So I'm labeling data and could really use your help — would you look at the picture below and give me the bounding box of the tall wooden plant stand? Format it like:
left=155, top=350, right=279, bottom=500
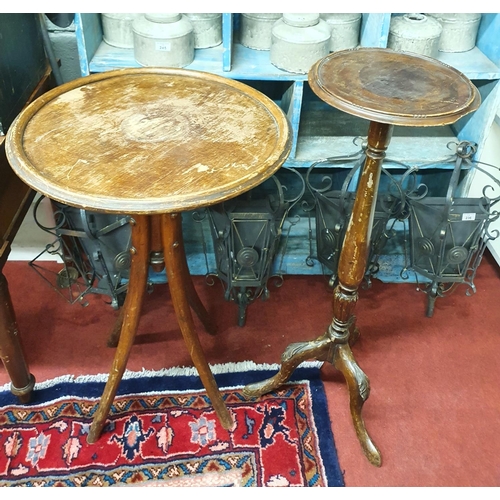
left=243, top=48, right=481, bottom=466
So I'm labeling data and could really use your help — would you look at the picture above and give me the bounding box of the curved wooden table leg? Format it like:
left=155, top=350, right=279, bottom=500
left=333, top=342, right=381, bottom=467
left=88, top=215, right=150, bottom=443
left=0, top=272, right=35, bottom=403
left=243, top=332, right=332, bottom=398
left=106, top=307, right=125, bottom=348
left=185, top=279, right=217, bottom=336
left=161, top=213, right=232, bottom=430
left=171, top=214, right=216, bottom=335
left=107, top=212, right=216, bottom=348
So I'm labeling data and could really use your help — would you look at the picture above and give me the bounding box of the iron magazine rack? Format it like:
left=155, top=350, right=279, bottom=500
left=29, top=140, right=499, bottom=320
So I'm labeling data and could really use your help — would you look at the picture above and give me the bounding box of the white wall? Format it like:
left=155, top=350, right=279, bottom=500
left=9, top=195, right=61, bottom=261
left=468, top=114, right=500, bottom=266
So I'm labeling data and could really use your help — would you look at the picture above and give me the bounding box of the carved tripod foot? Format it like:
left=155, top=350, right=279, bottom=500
left=242, top=329, right=380, bottom=467
left=242, top=333, right=332, bottom=398
left=333, top=343, right=381, bottom=467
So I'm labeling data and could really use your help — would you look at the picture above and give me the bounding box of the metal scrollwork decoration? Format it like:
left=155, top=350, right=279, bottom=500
left=305, top=137, right=411, bottom=288
left=30, top=196, right=132, bottom=308
left=28, top=139, right=499, bottom=321
left=304, top=140, right=365, bottom=285
left=205, top=167, right=305, bottom=326
left=306, top=138, right=499, bottom=316
left=406, top=140, right=500, bottom=316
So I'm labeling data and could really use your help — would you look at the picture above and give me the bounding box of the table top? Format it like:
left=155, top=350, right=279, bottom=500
left=308, top=48, right=481, bottom=127
left=6, top=68, right=291, bottom=214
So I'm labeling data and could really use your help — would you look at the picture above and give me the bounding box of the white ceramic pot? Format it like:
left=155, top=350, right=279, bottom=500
left=240, top=13, right=282, bottom=50
left=321, top=13, right=361, bottom=51
left=388, top=13, right=443, bottom=59
left=132, top=14, right=194, bottom=68
left=270, top=14, right=331, bottom=74
left=184, top=13, right=222, bottom=48
left=102, top=13, right=141, bottom=48
left=428, top=13, right=481, bottom=52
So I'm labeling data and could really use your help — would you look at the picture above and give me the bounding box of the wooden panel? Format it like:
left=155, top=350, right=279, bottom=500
left=0, top=57, right=54, bottom=266
left=437, top=47, right=500, bottom=80
left=222, top=13, right=233, bottom=72
left=0, top=141, right=34, bottom=267
left=455, top=80, right=500, bottom=153
left=89, top=42, right=225, bottom=74
left=476, top=13, right=500, bottom=67
left=360, top=13, right=390, bottom=48
left=281, top=81, right=304, bottom=158
left=74, top=13, right=103, bottom=76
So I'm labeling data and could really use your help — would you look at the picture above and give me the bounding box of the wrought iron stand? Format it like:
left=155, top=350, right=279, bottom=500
left=203, top=168, right=305, bottom=326
left=29, top=196, right=131, bottom=309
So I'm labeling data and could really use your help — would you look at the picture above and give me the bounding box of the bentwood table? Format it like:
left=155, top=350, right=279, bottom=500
left=243, top=48, right=480, bottom=466
left=6, top=67, right=291, bottom=443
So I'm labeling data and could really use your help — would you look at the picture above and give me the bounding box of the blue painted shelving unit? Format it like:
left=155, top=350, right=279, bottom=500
left=73, top=13, right=500, bottom=282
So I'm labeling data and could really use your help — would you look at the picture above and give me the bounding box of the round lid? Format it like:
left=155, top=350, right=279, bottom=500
left=283, top=13, right=320, bottom=27
left=184, top=13, right=222, bottom=20
left=242, top=13, right=282, bottom=20
left=6, top=68, right=291, bottom=214
left=429, top=13, right=481, bottom=23
left=145, top=13, right=182, bottom=23
left=133, top=14, right=193, bottom=38
left=308, top=48, right=481, bottom=127
left=321, top=13, right=361, bottom=23
left=102, top=13, right=139, bottom=21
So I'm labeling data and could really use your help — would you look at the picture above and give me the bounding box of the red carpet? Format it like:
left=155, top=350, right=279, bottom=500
left=0, top=364, right=342, bottom=487
left=2, top=251, right=500, bottom=486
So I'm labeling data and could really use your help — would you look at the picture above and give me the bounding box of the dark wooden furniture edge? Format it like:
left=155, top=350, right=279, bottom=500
left=1, top=65, right=56, bottom=266
left=0, top=64, right=55, bottom=402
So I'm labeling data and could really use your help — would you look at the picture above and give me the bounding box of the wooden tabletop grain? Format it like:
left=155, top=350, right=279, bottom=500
left=6, top=68, right=292, bottom=214
left=309, top=48, right=481, bottom=127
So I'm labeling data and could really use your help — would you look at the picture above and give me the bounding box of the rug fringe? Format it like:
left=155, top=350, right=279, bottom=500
left=0, top=360, right=324, bottom=393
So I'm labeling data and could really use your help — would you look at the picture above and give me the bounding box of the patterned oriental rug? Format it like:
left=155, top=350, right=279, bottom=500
left=0, top=361, right=344, bottom=487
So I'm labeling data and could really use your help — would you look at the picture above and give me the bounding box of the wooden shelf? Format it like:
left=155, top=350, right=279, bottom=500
left=89, top=41, right=226, bottom=74
left=227, top=43, right=307, bottom=81
left=88, top=39, right=310, bottom=81
left=87, top=39, right=500, bottom=82
left=290, top=102, right=460, bottom=166
left=292, top=133, right=459, bottom=167
left=72, top=13, right=500, bottom=282
left=437, top=47, right=500, bottom=80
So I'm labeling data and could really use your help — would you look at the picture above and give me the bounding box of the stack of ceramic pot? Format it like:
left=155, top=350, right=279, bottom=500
left=132, top=13, right=195, bottom=67
left=270, top=14, right=331, bottom=74
left=427, top=13, right=481, bottom=52
left=240, top=13, right=282, bottom=50
left=321, top=14, right=361, bottom=51
left=102, top=13, right=141, bottom=48
left=387, top=13, right=443, bottom=58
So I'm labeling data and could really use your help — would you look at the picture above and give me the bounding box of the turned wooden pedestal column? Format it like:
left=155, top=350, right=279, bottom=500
left=243, top=48, right=481, bottom=466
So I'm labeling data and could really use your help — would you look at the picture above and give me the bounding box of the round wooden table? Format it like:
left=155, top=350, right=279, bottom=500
left=6, top=67, right=291, bottom=443
left=243, top=48, right=480, bottom=466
